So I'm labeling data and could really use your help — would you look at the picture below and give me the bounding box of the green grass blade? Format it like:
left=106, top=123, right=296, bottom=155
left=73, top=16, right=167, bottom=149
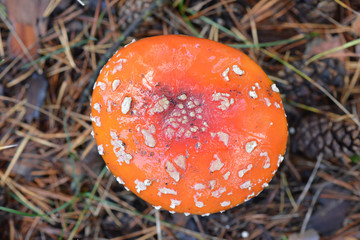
left=49, top=197, right=78, bottom=214
left=177, top=7, right=201, bottom=38
left=306, top=38, right=360, bottom=64
left=186, top=9, right=245, bottom=42
left=9, top=193, right=53, bottom=223
left=21, top=38, right=95, bottom=69
left=0, top=3, right=7, bottom=18
left=0, top=206, right=39, bottom=217
left=87, top=194, right=220, bottom=240
left=228, top=34, right=313, bottom=49
left=263, top=49, right=360, bottom=128
left=183, top=15, right=202, bottom=38
left=68, top=166, right=108, bottom=240
left=287, top=100, right=323, bottom=114
left=187, top=8, right=317, bottom=50
left=185, top=8, right=359, bottom=127
left=350, top=155, right=360, bottom=163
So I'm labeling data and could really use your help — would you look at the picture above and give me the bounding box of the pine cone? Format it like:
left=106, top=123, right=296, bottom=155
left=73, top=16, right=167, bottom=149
left=294, top=115, right=360, bottom=160
left=277, top=58, right=346, bottom=107
left=118, top=0, right=154, bottom=30
left=293, top=0, right=338, bottom=23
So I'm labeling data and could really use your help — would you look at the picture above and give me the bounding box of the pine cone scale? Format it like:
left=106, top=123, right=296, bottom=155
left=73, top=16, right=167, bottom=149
left=295, top=116, right=360, bottom=159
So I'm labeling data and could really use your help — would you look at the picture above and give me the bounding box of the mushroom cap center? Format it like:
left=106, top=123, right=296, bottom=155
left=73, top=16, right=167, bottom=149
left=151, top=91, right=208, bottom=141
left=91, top=35, right=288, bottom=215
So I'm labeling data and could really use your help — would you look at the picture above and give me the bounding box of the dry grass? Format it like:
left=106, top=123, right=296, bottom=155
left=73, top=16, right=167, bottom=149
left=0, top=0, right=360, bottom=239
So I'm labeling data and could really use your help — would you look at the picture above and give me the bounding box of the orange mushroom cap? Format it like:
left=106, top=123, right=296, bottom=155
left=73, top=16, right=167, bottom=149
left=91, top=35, right=288, bottom=215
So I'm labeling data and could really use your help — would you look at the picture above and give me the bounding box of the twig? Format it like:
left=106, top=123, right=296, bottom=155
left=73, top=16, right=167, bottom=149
left=193, top=215, right=206, bottom=237
left=0, top=96, right=63, bottom=124
left=300, top=183, right=327, bottom=234
left=281, top=172, right=298, bottom=211
left=295, top=154, right=323, bottom=209
left=88, top=194, right=224, bottom=240
left=77, top=0, right=85, bottom=6
left=43, top=0, right=62, bottom=17
left=0, top=171, right=54, bottom=224
left=334, top=0, right=360, bottom=17
left=341, top=59, right=360, bottom=104
left=264, top=49, right=360, bottom=128
left=189, top=10, right=360, bottom=128
left=0, top=144, right=17, bottom=151
left=0, top=130, right=32, bottom=185
left=68, top=166, right=108, bottom=240
left=24, top=216, right=41, bottom=240
left=155, top=209, right=162, bottom=240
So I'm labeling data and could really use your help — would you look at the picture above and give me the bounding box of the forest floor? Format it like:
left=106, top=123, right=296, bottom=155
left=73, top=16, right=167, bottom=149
left=0, top=0, right=360, bottom=239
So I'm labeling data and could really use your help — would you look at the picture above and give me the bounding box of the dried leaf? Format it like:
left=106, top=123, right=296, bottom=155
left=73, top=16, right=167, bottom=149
left=5, top=0, right=50, bottom=57
left=25, top=73, right=48, bottom=122
left=305, top=36, right=348, bottom=62
left=307, top=185, right=352, bottom=236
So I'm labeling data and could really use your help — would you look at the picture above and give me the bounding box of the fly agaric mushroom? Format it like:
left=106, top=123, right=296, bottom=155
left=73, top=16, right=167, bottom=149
left=90, top=35, right=288, bottom=215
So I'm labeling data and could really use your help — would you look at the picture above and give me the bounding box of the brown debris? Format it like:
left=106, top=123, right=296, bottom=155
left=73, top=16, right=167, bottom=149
left=295, top=115, right=360, bottom=160
left=0, top=0, right=360, bottom=239
left=4, top=0, right=49, bottom=58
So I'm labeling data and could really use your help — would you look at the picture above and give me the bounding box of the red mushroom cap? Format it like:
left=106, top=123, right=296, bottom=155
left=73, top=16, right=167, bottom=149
left=91, top=35, right=288, bottom=215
